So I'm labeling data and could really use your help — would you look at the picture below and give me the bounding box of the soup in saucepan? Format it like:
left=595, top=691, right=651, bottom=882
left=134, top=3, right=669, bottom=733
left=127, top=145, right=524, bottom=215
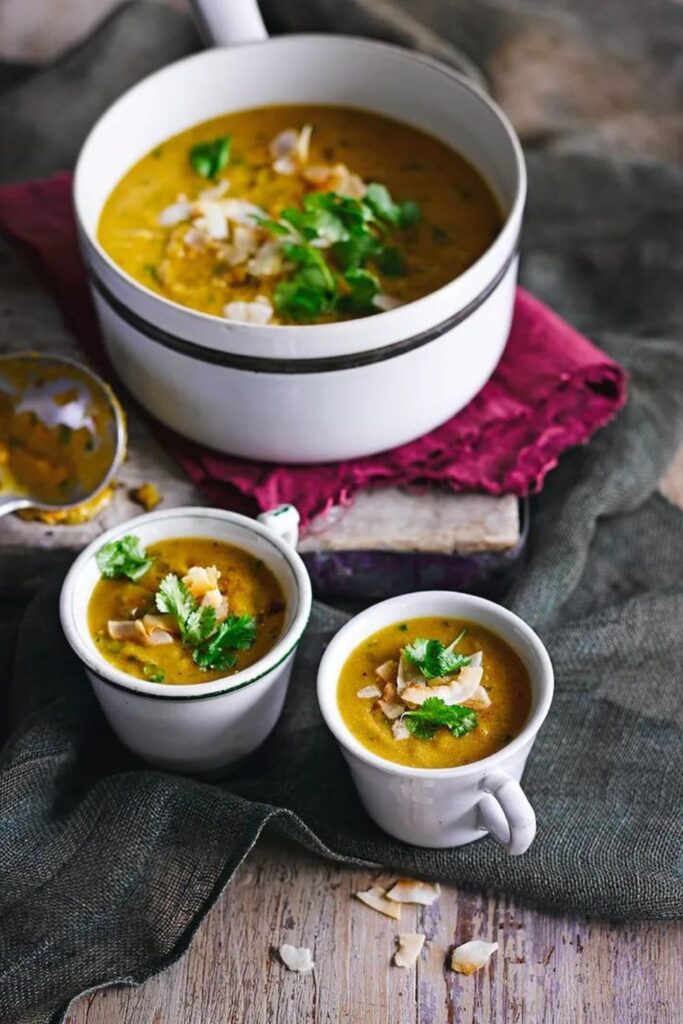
left=98, top=105, right=502, bottom=325
left=337, top=617, right=531, bottom=769
left=88, top=534, right=286, bottom=684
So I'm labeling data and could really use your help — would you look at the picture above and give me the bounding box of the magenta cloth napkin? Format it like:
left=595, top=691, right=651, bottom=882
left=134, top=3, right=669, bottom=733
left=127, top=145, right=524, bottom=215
left=0, top=173, right=627, bottom=525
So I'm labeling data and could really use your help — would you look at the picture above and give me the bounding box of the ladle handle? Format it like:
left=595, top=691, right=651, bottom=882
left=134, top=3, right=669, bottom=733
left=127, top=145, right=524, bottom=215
left=0, top=493, right=31, bottom=518
left=189, top=0, right=268, bottom=47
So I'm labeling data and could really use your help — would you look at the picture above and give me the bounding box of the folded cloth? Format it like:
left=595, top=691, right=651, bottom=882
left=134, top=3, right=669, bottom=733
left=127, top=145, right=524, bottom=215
left=0, top=173, right=626, bottom=525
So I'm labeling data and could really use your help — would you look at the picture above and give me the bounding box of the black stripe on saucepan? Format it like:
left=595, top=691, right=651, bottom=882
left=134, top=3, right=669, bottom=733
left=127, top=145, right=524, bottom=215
left=89, top=240, right=519, bottom=375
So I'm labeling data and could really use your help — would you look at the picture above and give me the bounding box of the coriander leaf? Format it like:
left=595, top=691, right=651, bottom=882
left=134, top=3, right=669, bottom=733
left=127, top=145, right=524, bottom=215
left=154, top=573, right=216, bottom=644
left=282, top=204, right=346, bottom=244
left=331, top=233, right=379, bottom=270
left=364, top=182, right=401, bottom=225
left=376, top=245, right=406, bottom=276
left=403, top=637, right=471, bottom=680
left=403, top=697, right=478, bottom=739
left=364, top=183, right=421, bottom=230
left=399, top=200, right=421, bottom=228
left=96, top=534, right=155, bottom=582
left=193, top=614, right=257, bottom=671
left=189, top=135, right=231, bottom=179
left=253, top=215, right=292, bottom=236
left=275, top=244, right=338, bottom=320
left=338, top=266, right=380, bottom=314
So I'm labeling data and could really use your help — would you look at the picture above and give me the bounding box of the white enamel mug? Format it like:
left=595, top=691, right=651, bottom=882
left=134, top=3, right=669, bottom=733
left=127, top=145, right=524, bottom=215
left=73, top=0, right=525, bottom=463
left=317, top=592, right=553, bottom=853
left=60, top=504, right=311, bottom=773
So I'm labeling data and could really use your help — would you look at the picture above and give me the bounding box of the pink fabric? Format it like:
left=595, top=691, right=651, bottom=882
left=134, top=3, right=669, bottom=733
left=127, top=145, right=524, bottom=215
left=0, top=172, right=627, bottom=525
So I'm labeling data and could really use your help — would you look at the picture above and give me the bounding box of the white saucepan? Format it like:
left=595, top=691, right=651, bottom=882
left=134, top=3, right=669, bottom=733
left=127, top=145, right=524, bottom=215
left=74, top=0, right=525, bottom=463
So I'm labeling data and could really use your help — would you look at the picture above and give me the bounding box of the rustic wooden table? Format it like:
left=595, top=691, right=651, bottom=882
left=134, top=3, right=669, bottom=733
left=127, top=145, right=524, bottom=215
left=2, top=2, right=683, bottom=1021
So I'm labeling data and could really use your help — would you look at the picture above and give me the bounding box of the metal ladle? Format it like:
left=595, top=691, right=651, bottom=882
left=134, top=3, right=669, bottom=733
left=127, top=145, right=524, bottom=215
left=0, top=352, right=126, bottom=518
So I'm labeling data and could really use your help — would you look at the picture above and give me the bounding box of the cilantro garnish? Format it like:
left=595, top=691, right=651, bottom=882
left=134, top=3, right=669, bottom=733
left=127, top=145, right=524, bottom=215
left=403, top=697, right=478, bottom=739
left=258, top=181, right=420, bottom=321
left=403, top=631, right=471, bottom=680
left=192, top=614, right=257, bottom=671
left=189, top=135, right=231, bottom=179
left=155, top=574, right=216, bottom=646
left=338, top=267, right=381, bottom=314
left=155, top=574, right=257, bottom=671
left=96, top=534, right=155, bottom=582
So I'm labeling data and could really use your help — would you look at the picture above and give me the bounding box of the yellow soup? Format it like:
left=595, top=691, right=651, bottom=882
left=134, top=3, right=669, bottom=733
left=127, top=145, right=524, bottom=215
left=99, top=105, right=502, bottom=324
left=337, top=617, right=531, bottom=769
left=88, top=536, right=286, bottom=684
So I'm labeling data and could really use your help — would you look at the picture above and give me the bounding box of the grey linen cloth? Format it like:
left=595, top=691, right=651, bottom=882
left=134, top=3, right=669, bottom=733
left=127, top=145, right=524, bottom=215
left=2, top=4, right=683, bottom=1022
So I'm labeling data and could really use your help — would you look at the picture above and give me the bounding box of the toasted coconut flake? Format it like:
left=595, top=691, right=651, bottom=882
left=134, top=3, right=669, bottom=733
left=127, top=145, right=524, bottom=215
left=378, top=699, right=404, bottom=721
left=464, top=685, right=491, bottom=710
left=393, top=933, right=426, bottom=968
left=355, top=886, right=402, bottom=920
left=402, top=665, right=483, bottom=708
left=142, top=613, right=178, bottom=635
left=470, top=651, right=483, bottom=668
left=108, top=619, right=147, bottom=643
left=396, top=651, right=425, bottom=694
left=376, top=659, right=399, bottom=685
left=221, top=198, right=267, bottom=226
left=450, top=940, right=498, bottom=976
left=224, top=297, right=274, bottom=325
left=158, top=201, right=192, bottom=227
left=279, top=944, right=314, bottom=973
left=303, top=162, right=366, bottom=198
left=200, top=588, right=229, bottom=622
left=392, top=718, right=411, bottom=741
left=386, top=879, right=441, bottom=906
left=199, top=179, right=230, bottom=200
left=182, top=565, right=221, bottom=598
left=248, top=240, right=285, bottom=276
left=374, top=293, right=403, bottom=312
left=193, top=200, right=229, bottom=240
left=270, top=125, right=313, bottom=175
left=183, top=227, right=206, bottom=251
left=221, top=223, right=261, bottom=266
left=145, top=628, right=174, bottom=646
left=357, top=684, right=382, bottom=699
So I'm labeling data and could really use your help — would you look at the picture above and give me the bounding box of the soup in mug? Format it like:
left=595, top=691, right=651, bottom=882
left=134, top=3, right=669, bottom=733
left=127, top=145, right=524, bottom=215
left=88, top=534, right=286, bottom=685
left=99, top=105, right=502, bottom=325
left=337, top=617, right=531, bottom=769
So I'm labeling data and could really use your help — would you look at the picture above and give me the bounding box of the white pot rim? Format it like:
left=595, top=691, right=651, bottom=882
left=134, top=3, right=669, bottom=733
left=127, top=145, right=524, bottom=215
left=74, top=32, right=526, bottom=358
left=317, top=590, right=554, bottom=779
left=59, top=506, right=312, bottom=700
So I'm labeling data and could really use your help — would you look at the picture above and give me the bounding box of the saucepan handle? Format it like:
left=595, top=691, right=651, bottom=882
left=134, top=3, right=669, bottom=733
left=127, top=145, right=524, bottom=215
left=189, top=0, right=268, bottom=47
left=477, top=769, right=536, bottom=855
left=257, top=504, right=300, bottom=548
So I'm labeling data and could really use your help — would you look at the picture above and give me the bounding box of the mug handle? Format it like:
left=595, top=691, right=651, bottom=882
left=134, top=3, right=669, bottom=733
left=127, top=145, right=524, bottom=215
left=477, top=770, right=536, bottom=855
left=257, top=504, right=300, bottom=548
left=189, top=0, right=268, bottom=47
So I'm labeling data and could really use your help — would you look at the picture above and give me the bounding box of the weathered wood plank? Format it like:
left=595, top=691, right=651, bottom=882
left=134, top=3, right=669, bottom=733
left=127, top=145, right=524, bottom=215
left=64, top=841, right=683, bottom=1024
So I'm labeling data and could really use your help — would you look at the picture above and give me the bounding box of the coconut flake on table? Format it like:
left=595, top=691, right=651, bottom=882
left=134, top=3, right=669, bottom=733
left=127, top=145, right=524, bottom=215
left=355, top=886, right=402, bottom=920
left=224, top=296, right=274, bottom=325
left=386, top=879, right=441, bottom=906
left=279, top=944, right=315, bottom=973
left=393, top=933, right=426, bottom=968
left=270, top=124, right=313, bottom=175
left=450, top=940, right=498, bottom=975
left=401, top=664, right=483, bottom=708
left=357, top=684, right=382, bottom=699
